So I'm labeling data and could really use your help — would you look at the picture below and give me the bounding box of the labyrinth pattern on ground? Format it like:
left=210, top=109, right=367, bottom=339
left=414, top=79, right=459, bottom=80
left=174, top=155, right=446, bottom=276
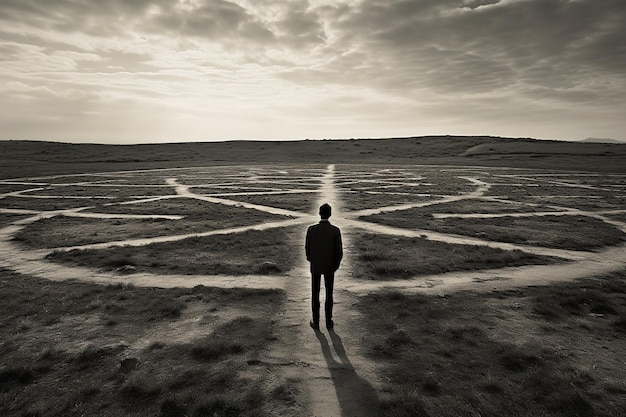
left=1, top=164, right=626, bottom=293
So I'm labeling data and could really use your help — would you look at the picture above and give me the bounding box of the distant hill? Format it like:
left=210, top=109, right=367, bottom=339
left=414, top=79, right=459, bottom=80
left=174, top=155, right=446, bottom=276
left=461, top=139, right=624, bottom=156
left=1, top=136, right=625, bottom=178
left=581, top=138, right=623, bottom=144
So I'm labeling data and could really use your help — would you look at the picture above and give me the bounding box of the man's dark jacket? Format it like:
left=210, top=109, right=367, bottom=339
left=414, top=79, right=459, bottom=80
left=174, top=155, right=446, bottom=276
left=305, top=220, right=343, bottom=274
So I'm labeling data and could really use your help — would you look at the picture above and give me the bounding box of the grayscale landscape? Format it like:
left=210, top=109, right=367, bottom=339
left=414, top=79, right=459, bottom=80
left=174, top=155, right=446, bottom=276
left=1, top=136, right=626, bottom=416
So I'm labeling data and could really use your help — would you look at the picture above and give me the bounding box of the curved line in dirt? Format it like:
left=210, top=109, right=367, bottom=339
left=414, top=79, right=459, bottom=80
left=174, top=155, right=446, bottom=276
left=344, top=243, right=626, bottom=295
left=108, top=195, right=179, bottom=206
left=167, top=178, right=310, bottom=218
left=334, top=169, right=626, bottom=290
left=203, top=189, right=318, bottom=197
left=50, top=217, right=313, bottom=252
left=343, top=218, right=593, bottom=261
left=0, top=214, right=311, bottom=290
left=0, top=225, right=287, bottom=290
left=0, top=171, right=322, bottom=290
left=2, top=165, right=625, bottom=298
left=433, top=211, right=580, bottom=219
left=348, top=177, right=489, bottom=217
left=0, top=207, right=183, bottom=221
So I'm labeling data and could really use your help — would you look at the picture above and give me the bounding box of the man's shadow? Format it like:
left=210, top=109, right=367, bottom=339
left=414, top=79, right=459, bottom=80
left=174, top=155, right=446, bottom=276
left=314, top=329, right=379, bottom=416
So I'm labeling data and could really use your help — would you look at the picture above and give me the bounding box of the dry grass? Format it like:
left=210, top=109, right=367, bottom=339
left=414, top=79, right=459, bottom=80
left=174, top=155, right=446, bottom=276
left=14, top=200, right=289, bottom=249
left=223, top=192, right=318, bottom=213
left=362, top=212, right=626, bottom=251
left=2, top=137, right=625, bottom=180
left=536, top=195, right=626, bottom=212
left=335, top=166, right=483, bottom=211
left=0, top=196, right=92, bottom=211
left=25, top=185, right=176, bottom=199
left=46, top=226, right=299, bottom=275
left=427, top=198, right=558, bottom=214
left=351, top=232, right=559, bottom=280
left=342, top=191, right=433, bottom=211
left=359, top=271, right=626, bottom=416
left=607, top=213, right=626, bottom=223
left=0, top=214, right=27, bottom=227
left=486, top=183, right=608, bottom=200
left=0, top=267, right=293, bottom=417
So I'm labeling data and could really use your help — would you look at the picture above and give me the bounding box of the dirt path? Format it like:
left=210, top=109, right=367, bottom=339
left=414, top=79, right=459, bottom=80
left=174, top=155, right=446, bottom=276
left=260, top=262, right=380, bottom=416
left=343, top=244, right=626, bottom=296
left=257, top=164, right=381, bottom=416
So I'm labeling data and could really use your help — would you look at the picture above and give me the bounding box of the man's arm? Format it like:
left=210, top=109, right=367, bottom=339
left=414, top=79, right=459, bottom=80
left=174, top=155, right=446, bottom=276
left=305, top=226, right=311, bottom=262
left=334, top=228, right=343, bottom=270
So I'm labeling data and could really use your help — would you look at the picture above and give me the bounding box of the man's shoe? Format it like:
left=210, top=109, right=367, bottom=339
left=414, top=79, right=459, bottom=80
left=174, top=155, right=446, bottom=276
left=326, top=320, right=334, bottom=329
left=310, top=320, right=319, bottom=330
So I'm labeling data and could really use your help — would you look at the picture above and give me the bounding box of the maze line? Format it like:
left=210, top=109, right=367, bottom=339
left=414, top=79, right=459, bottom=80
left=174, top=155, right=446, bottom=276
left=341, top=218, right=592, bottom=261
left=167, top=178, right=309, bottom=218
left=1, top=164, right=625, bottom=294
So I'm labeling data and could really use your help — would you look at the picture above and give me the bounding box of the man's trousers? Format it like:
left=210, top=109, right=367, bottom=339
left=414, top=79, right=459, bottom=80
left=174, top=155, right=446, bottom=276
left=311, top=272, right=334, bottom=325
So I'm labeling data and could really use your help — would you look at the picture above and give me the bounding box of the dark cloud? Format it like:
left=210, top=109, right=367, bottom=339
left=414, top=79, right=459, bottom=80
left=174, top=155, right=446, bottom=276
left=2, top=0, right=623, bottom=81
left=297, top=0, right=626, bottom=103
left=0, top=0, right=155, bottom=36
left=273, top=4, right=326, bottom=47
left=0, top=0, right=328, bottom=48
left=144, top=1, right=275, bottom=44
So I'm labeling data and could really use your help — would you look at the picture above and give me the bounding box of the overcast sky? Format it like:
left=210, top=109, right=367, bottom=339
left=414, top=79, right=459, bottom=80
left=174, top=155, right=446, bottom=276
left=1, top=0, right=624, bottom=143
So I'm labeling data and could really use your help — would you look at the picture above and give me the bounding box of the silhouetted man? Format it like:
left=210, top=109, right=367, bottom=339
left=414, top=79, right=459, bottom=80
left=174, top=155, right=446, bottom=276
left=305, top=203, right=343, bottom=330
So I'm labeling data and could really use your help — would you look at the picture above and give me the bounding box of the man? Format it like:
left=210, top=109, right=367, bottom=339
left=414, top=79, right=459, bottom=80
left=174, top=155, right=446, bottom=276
left=305, top=203, right=343, bottom=330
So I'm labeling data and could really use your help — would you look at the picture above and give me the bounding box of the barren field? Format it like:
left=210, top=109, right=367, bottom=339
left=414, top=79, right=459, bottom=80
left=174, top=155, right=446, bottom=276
left=1, top=138, right=626, bottom=417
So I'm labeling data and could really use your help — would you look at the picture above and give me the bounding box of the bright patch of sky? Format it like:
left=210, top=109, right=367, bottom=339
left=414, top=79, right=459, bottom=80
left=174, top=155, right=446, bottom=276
left=0, top=0, right=624, bottom=143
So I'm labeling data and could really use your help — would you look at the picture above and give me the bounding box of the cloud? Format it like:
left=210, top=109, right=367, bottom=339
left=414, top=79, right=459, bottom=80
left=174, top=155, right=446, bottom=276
left=0, top=0, right=328, bottom=49
left=0, top=0, right=624, bottom=142
left=143, top=1, right=275, bottom=44
left=279, top=0, right=626, bottom=110
left=0, top=1, right=150, bottom=36
left=272, top=4, right=327, bottom=47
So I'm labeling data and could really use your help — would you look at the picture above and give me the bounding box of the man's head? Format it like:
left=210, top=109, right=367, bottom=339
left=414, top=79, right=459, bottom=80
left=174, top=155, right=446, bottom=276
left=319, top=203, right=332, bottom=219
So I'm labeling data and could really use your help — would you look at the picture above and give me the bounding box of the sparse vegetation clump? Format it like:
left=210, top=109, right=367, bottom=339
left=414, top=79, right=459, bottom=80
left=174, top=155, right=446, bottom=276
left=0, top=268, right=291, bottom=417
left=189, top=316, right=272, bottom=362
left=358, top=271, right=626, bottom=416
left=352, top=232, right=559, bottom=280
left=44, top=227, right=299, bottom=276
left=13, top=200, right=290, bottom=250
left=362, top=211, right=626, bottom=251
left=225, top=192, right=318, bottom=213
left=0, top=213, right=27, bottom=227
